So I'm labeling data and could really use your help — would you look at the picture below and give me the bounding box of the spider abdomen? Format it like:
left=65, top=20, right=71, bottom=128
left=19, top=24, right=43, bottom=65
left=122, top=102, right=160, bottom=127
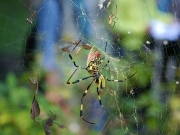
left=93, top=74, right=105, bottom=89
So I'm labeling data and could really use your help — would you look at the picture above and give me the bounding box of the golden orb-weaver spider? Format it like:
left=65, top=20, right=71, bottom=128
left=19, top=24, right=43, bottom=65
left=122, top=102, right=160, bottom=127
left=66, top=40, right=137, bottom=124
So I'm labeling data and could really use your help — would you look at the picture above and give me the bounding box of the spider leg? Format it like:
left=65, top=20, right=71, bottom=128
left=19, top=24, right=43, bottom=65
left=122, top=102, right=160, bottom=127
left=111, top=20, right=116, bottom=29
left=105, top=78, right=123, bottom=82
left=105, top=71, right=137, bottom=82
left=68, top=40, right=86, bottom=69
left=110, top=20, right=116, bottom=29
left=101, top=42, right=110, bottom=70
left=97, top=87, right=109, bottom=113
left=72, top=40, right=81, bottom=51
left=126, top=71, right=137, bottom=80
left=101, top=42, right=108, bottom=61
left=80, top=81, right=95, bottom=124
left=66, top=68, right=78, bottom=83
left=68, top=53, right=87, bottom=69
left=66, top=75, right=93, bottom=84
left=101, top=60, right=110, bottom=71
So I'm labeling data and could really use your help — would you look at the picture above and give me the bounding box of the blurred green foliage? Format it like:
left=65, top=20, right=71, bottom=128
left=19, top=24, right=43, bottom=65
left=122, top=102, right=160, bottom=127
left=0, top=73, right=70, bottom=135
left=0, top=0, right=29, bottom=55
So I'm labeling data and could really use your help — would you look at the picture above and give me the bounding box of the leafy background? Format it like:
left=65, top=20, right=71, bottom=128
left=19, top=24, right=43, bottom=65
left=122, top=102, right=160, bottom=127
left=1, top=0, right=180, bottom=135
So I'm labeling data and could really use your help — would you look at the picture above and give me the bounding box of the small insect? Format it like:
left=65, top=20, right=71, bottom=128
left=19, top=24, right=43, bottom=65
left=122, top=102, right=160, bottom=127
left=26, top=7, right=43, bottom=25
left=26, top=10, right=37, bottom=25
left=44, top=111, right=67, bottom=135
left=66, top=40, right=137, bottom=124
left=108, top=4, right=118, bottom=29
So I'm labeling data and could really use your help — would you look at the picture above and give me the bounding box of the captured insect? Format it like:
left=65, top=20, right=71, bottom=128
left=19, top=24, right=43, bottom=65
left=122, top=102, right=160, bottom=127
left=66, top=40, right=137, bottom=124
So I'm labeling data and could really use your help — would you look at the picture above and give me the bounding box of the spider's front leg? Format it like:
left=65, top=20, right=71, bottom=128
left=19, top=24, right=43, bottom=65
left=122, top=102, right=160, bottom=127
left=68, top=40, right=87, bottom=69
left=68, top=53, right=87, bottom=69
left=96, top=87, right=109, bottom=114
left=101, top=60, right=110, bottom=71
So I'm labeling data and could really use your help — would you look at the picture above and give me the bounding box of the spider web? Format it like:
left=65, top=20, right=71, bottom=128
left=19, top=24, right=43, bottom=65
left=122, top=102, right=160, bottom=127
left=1, top=0, right=180, bottom=135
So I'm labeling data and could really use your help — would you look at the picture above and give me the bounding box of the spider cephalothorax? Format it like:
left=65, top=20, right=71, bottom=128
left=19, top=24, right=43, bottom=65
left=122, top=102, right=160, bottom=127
left=66, top=40, right=137, bottom=124
left=87, top=52, right=105, bottom=89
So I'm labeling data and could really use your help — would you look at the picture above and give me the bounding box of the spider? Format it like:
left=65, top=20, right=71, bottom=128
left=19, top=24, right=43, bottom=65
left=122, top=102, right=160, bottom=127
left=108, top=4, right=118, bottom=29
left=66, top=40, right=137, bottom=124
